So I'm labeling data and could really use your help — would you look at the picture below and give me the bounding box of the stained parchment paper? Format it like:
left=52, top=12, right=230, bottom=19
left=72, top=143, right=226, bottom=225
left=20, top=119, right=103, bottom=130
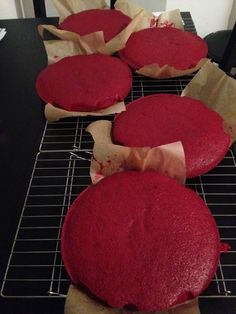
left=65, top=285, right=200, bottom=314
left=86, top=120, right=186, bottom=184
left=137, top=59, right=209, bottom=79
left=182, top=60, right=236, bottom=143
left=44, top=103, right=126, bottom=122
left=53, top=0, right=108, bottom=23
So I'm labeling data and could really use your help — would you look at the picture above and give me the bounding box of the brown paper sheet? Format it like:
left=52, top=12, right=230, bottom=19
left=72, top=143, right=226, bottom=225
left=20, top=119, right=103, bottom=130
left=100, top=10, right=146, bottom=55
left=53, top=0, right=108, bottom=23
left=44, top=103, right=126, bottom=122
left=137, top=58, right=209, bottom=79
left=86, top=121, right=186, bottom=184
left=115, top=0, right=184, bottom=30
left=38, top=24, right=107, bottom=63
left=65, top=285, right=200, bottom=314
left=115, top=0, right=151, bottom=19
left=182, top=60, right=236, bottom=143
left=115, top=0, right=154, bottom=30
left=43, top=40, right=83, bottom=64
left=157, top=9, right=184, bottom=30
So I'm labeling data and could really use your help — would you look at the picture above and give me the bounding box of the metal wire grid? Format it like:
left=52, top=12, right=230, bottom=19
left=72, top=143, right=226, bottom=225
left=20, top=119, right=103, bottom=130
left=2, top=13, right=236, bottom=301
left=2, top=148, right=236, bottom=298
left=187, top=149, right=236, bottom=298
left=1, top=152, right=90, bottom=298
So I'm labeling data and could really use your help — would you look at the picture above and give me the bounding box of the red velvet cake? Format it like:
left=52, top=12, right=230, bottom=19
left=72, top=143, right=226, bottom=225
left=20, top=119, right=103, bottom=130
left=62, top=171, right=220, bottom=311
left=113, top=94, right=230, bottom=178
left=36, top=54, right=132, bottom=112
left=119, top=27, right=208, bottom=70
left=60, top=9, right=131, bottom=42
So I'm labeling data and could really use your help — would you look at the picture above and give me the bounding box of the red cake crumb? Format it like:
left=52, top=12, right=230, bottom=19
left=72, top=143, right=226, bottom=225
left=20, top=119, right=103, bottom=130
left=220, top=242, right=231, bottom=252
left=113, top=94, right=230, bottom=178
left=119, top=27, right=208, bottom=70
left=36, top=54, right=132, bottom=112
left=62, top=171, right=220, bottom=311
left=60, top=9, right=131, bottom=42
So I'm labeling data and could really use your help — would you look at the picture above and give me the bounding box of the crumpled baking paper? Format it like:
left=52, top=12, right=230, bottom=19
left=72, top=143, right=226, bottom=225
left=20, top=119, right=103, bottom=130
left=65, top=285, right=200, bottom=314
left=182, top=60, right=236, bottom=144
left=86, top=120, right=186, bottom=185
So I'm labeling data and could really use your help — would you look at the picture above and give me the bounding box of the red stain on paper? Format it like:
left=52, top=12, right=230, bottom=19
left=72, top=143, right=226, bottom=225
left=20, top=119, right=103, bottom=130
left=92, top=157, right=109, bottom=184
left=159, top=20, right=175, bottom=28
left=150, top=17, right=158, bottom=28
left=93, top=172, right=104, bottom=184
left=93, top=157, right=106, bottom=171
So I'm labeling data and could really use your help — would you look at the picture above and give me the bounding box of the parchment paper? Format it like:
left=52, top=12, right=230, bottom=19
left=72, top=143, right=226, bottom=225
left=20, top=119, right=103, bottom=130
left=65, top=285, right=200, bottom=314
left=100, top=10, right=146, bottom=55
left=53, top=0, right=108, bottom=23
left=44, top=102, right=126, bottom=122
left=86, top=121, right=186, bottom=184
left=115, top=0, right=184, bottom=30
left=182, top=60, right=236, bottom=143
left=157, top=9, right=184, bottom=30
left=115, top=0, right=154, bottom=30
left=38, top=24, right=107, bottom=63
left=137, top=58, right=209, bottom=79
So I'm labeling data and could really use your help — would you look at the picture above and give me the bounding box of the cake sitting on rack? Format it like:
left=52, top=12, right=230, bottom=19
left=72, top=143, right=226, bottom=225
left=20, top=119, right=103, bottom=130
left=60, top=9, right=132, bottom=42
left=113, top=94, right=231, bottom=178
left=62, top=171, right=220, bottom=312
left=119, top=27, right=208, bottom=77
left=36, top=54, right=132, bottom=112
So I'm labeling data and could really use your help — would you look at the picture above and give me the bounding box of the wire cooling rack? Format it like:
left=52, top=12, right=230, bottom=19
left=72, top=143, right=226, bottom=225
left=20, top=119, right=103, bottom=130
left=1, top=13, right=236, bottom=301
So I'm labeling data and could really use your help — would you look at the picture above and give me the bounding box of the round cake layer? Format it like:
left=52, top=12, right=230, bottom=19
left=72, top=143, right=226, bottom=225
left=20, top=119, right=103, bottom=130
left=113, top=94, right=230, bottom=178
left=62, top=171, right=220, bottom=311
left=60, top=9, right=131, bottom=42
left=119, top=27, right=208, bottom=70
left=36, top=54, right=132, bottom=111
